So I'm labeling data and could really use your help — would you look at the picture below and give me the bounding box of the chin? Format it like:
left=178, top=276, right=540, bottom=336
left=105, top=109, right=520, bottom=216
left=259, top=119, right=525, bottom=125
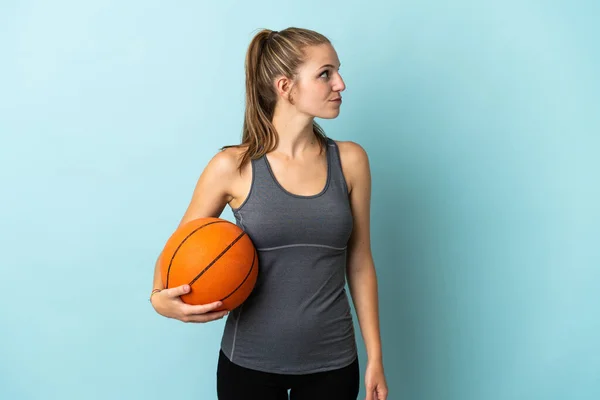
left=315, top=109, right=341, bottom=120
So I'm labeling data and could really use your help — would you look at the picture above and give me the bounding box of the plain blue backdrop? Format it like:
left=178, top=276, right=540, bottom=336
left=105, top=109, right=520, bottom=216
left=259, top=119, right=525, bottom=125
left=1, top=1, right=599, bottom=399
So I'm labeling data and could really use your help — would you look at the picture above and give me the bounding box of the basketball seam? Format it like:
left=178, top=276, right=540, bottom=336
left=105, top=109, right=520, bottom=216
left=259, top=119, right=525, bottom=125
left=219, top=248, right=256, bottom=302
left=165, top=220, right=229, bottom=288
left=187, top=231, right=248, bottom=286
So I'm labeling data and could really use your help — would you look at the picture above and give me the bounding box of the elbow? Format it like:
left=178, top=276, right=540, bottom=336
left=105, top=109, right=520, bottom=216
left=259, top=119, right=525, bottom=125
left=345, top=251, right=375, bottom=276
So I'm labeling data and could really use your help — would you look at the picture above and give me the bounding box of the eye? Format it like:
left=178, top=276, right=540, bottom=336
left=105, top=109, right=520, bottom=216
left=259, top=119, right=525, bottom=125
left=319, top=70, right=330, bottom=79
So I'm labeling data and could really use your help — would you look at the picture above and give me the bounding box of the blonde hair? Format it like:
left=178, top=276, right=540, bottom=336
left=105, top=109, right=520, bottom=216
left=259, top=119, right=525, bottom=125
left=222, top=27, right=332, bottom=172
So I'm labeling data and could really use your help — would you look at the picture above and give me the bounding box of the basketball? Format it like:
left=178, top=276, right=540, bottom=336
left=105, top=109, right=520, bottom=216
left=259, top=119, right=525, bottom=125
left=159, top=217, right=258, bottom=311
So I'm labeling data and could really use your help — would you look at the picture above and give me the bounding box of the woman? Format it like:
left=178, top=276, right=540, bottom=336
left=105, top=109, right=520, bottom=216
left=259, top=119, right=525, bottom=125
left=150, top=27, right=388, bottom=400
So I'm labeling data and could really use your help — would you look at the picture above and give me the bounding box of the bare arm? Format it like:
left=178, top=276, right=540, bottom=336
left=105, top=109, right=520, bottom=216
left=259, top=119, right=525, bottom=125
left=150, top=150, right=234, bottom=290
left=150, top=148, right=237, bottom=291
left=340, top=141, right=383, bottom=364
left=339, top=141, right=388, bottom=398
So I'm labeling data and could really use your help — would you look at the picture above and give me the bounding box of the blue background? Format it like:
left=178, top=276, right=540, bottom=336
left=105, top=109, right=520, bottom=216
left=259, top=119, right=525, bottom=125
left=1, top=1, right=599, bottom=399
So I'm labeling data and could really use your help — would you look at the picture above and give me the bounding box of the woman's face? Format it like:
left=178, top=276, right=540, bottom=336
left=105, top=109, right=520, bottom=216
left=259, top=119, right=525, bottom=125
left=289, top=44, right=345, bottom=119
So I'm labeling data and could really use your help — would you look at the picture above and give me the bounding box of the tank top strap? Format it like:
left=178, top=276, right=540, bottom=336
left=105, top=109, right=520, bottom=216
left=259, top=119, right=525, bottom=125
left=252, top=153, right=270, bottom=179
left=251, top=153, right=278, bottom=195
left=325, top=137, right=349, bottom=195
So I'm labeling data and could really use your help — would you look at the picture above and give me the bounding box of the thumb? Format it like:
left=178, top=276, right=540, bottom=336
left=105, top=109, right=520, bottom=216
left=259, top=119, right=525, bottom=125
left=165, top=284, right=190, bottom=298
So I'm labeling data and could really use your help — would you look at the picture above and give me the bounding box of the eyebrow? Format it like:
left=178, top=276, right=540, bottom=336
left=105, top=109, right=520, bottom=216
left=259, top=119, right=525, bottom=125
left=318, top=62, right=341, bottom=70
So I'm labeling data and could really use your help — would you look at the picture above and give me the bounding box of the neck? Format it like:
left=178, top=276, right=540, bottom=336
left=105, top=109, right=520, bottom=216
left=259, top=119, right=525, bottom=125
left=271, top=108, right=316, bottom=159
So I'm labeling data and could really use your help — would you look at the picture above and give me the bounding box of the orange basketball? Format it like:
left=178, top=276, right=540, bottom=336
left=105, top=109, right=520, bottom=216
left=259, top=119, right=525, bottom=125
left=159, top=217, right=258, bottom=311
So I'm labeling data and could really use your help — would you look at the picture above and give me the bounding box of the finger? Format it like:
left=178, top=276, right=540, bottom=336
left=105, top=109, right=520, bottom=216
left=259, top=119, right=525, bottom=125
left=365, top=387, right=374, bottom=400
left=164, top=284, right=191, bottom=298
left=183, top=310, right=229, bottom=323
left=183, top=301, right=224, bottom=315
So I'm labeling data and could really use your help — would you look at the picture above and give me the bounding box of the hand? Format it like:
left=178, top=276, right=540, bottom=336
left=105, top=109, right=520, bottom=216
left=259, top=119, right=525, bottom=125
left=365, top=360, right=388, bottom=400
left=151, top=284, right=229, bottom=323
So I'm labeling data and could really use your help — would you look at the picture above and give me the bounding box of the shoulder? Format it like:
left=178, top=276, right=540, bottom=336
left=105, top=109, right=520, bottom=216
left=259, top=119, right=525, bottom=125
left=334, top=140, right=368, bottom=164
left=332, top=140, right=370, bottom=193
left=206, top=145, right=250, bottom=176
left=198, top=145, right=251, bottom=198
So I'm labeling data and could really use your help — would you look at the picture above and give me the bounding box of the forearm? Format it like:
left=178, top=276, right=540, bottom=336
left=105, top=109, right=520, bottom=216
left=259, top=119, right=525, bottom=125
left=152, top=252, right=164, bottom=291
left=347, top=260, right=383, bottom=363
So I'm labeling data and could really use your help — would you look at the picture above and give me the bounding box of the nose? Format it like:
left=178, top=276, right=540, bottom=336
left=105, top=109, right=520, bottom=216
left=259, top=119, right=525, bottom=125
left=333, top=72, right=346, bottom=92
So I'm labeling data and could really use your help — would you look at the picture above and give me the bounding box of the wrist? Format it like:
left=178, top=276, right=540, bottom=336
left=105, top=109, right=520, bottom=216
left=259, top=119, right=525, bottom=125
left=367, top=351, right=383, bottom=365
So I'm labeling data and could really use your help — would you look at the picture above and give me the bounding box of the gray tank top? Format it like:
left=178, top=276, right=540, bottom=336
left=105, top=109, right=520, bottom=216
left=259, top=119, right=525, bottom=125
left=219, top=137, right=358, bottom=374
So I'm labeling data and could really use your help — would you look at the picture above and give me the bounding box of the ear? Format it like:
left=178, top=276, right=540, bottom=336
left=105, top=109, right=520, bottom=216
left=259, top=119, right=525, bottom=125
left=275, top=75, right=294, bottom=100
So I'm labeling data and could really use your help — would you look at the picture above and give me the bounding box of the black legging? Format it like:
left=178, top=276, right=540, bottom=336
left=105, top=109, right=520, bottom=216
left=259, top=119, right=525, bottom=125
left=216, top=349, right=360, bottom=400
